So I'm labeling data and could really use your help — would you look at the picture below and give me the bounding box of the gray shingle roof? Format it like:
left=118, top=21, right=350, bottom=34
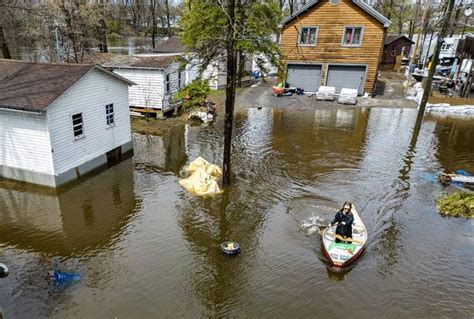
left=0, top=59, right=133, bottom=113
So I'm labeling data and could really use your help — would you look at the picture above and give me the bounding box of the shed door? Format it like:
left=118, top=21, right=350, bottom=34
left=286, top=64, right=322, bottom=92
left=326, top=65, right=367, bottom=95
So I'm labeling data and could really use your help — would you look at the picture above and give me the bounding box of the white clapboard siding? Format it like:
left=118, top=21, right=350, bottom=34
left=162, top=62, right=184, bottom=111
left=0, top=110, right=54, bottom=174
left=46, top=69, right=132, bottom=175
left=113, top=68, right=165, bottom=110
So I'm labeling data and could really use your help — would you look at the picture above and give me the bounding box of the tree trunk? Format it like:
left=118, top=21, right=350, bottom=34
left=165, top=0, right=172, bottom=37
left=237, top=50, right=245, bottom=88
left=387, top=0, right=394, bottom=20
left=409, top=0, right=419, bottom=40
left=450, top=1, right=463, bottom=37
left=222, top=0, right=237, bottom=186
left=151, top=0, right=156, bottom=49
left=0, top=24, right=12, bottom=59
left=61, top=1, right=79, bottom=63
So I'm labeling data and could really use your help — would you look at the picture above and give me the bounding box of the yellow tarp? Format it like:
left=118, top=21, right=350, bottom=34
left=179, top=157, right=223, bottom=196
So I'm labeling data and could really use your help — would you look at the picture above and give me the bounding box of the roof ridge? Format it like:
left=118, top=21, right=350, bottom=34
left=0, top=59, right=94, bottom=67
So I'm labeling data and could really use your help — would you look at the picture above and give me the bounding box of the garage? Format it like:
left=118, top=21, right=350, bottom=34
left=286, top=64, right=322, bottom=92
left=326, top=65, right=367, bottom=95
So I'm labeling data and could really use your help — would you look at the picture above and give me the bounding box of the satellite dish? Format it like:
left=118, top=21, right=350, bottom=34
left=465, top=7, right=473, bottom=17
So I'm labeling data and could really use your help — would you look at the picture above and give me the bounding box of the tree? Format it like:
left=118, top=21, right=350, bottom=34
left=180, top=0, right=281, bottom=185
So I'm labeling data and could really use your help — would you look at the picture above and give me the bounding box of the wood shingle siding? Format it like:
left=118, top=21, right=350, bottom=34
left=280, top=0, right=387, bottom=93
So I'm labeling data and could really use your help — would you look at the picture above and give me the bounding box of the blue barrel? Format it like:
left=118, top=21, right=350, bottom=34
left=53, top=270, right=81, bottom=282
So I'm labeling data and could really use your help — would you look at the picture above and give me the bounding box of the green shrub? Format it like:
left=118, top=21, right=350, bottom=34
left=436, top=192, right=474, bottom=218
left=175, top=79, right=210, bottom=111
left=107, top=20, right=123, bottom=35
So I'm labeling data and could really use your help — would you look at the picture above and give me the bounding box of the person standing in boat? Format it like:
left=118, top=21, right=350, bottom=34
left=330, top=202, right=354, bottom=243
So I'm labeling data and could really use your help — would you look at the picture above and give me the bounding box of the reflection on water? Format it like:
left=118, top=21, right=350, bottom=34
left=0, top=108, right=473, bottom=318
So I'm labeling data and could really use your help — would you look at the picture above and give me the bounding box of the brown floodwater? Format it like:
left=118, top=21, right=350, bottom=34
left=0, top=107, right=473, bottom=318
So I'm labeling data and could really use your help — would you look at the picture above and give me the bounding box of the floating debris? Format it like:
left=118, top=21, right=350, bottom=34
left=220, top=241, right=241, bottom=255
left=0, top=263, right=9, bottom=278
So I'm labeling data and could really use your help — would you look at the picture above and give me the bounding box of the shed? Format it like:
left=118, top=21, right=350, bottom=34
left=0, top=59, right=134, bottom=188
left=381, top=35, right=414, bottom=69
left=103, top=55, right=186, bottom=116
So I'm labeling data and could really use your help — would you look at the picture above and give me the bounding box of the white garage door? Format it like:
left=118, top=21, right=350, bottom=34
left=286, top=64, right=322, bottom=92
left=326, top=65, right=367, bottom=95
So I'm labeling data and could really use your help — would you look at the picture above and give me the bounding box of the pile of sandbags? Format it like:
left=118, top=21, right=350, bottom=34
left=337, top=88, right=358, bottom=105
left=316, top=86, right=336, bottom=101
left=179, top=157, right=223, bottom=196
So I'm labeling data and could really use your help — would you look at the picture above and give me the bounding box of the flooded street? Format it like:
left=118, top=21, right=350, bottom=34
left=1, top=107, right=473, bottom=318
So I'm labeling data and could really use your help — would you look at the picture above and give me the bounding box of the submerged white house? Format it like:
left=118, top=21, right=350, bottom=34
left=0, top=59, right=134, bottom=188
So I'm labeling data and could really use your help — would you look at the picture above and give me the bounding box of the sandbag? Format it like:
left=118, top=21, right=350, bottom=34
left=179, top=158, right=223, bottom=196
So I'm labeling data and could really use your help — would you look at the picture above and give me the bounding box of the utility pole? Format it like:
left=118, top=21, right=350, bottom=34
left=416, top=0, right=456, bottom=132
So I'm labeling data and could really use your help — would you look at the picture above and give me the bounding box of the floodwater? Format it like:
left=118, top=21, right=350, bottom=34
left=0, top=107, right=473, bottom=318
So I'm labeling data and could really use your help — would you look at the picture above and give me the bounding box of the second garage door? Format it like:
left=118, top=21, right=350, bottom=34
left=286, top=64, right=322, bottom=92
left=326, top=65, right=367, bottom=95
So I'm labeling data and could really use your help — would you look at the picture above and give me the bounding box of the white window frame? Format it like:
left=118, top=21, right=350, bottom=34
left=165, top=74, right=171, bottom=94
left=105, top=103, right=115, bottom=127
left=71, top=112, right=84, bottom=140
left=341, top=26, right=364, bottom=47
left=298, top=26, right=319, bottom=47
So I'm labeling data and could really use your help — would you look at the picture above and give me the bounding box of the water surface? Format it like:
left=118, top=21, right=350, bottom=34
left=0, top=107, right=473, bottom=318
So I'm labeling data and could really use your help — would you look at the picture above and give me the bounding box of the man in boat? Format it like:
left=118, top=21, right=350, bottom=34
left=330, top=201, right=354, bottom=243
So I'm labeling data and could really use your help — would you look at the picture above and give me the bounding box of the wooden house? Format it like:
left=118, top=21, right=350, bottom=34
left=103, top=55, right=186, bottom=116
left=279, top=0, right=390, bottom=95
left=0, top=59, right=134, bottom=188
left=381, top=35, right=414, bottom=70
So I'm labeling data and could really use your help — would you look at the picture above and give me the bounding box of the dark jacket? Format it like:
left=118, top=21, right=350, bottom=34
left=331, top=210, right=354, bottom=239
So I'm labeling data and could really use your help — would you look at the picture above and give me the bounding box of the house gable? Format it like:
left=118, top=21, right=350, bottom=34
left=280, top=0, right=388, bottom=94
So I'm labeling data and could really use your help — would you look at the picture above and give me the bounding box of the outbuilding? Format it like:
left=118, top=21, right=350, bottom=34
left=103, top=55, right=187, bottom=117
left=0, top=59, right=134, bottom=188
left=381, top=35, right=414, bottom=70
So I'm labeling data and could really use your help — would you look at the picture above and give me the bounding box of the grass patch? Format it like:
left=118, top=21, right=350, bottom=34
left=131, top=115, right=187, bottom=136
left=436, top=192, right=474, bottom=218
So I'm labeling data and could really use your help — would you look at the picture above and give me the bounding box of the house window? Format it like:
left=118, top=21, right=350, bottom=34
left=165, top=74, right=170, bottom=93
left=72, top=113, right=84, bottom=139
left=298, top=27, right=318, bottom=46
left=105, top=103, right=114, bottom=126
left=178, top=71, right=182, bottom=88
left=391, top=50, right=396, bottom=56
left=342, top=27, right=363, bottom=46
left=401, top=46, right=406, bottom=55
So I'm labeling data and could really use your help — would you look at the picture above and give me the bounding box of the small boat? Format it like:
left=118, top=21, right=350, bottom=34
left=321, top=206, right=367, bottom=268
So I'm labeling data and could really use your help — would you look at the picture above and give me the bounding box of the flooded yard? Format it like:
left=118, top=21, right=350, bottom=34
left=0, top=107, right=473, bottom=318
